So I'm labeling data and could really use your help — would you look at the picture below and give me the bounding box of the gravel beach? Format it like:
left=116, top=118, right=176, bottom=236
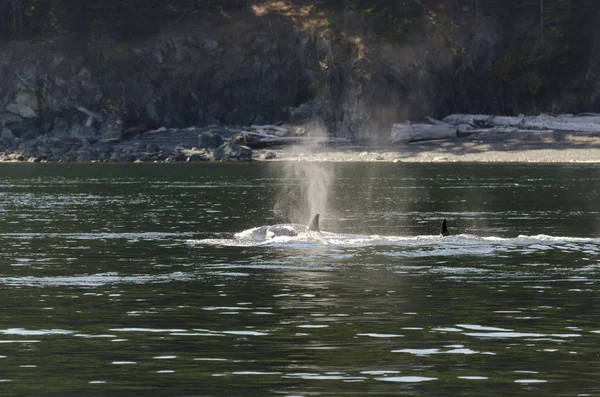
left=257, top=134, right=600, bottom=163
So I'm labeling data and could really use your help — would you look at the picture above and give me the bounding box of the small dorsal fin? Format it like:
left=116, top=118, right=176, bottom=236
left=308, top=214, right=320, bottom=232
left=440, top=218, right=449, bottom=237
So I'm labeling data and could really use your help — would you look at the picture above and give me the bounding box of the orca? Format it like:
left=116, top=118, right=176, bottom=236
left=439, top=218, right=450, bottom=237
left=247, top=214, right=321, bottom=240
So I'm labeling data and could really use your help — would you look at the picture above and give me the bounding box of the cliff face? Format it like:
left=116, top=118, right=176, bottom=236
left=1, top=0, right=600, bottom=150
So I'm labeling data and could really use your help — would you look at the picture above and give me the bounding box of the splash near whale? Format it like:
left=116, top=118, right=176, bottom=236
left=235, top=214, right=321, bottom=242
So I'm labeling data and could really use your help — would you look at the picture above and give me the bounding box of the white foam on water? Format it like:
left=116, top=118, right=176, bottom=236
left=0, top=328, right=74, bottom=336
left=74, top=334, right=117, bottom=339
left=356, top=333, right=404, bottom=338
left=0, top=271, right=195, bottom=287
left=392, top=347, right=485, bottom=356
left=0, top=232, right=193, bottom=240
left=515, top=379, right=548, bottom=384
left=194, top=230, right=600, bottom=259
left=457, top=324, right=513, bottom=332
left=221, top=330, right=269, bottom=336
left=433, top=327, right=463, bottom=332
left=361, top=370, right=401, bottom=375
left=110, top=328, right=187, bottom=333
left=464, top=332, right=580, bottom=339
left=392, top=348, right=440, bottom=356
left=375, top=376, right=438, bottom=383
left=297, top=325, right=329, bottom=329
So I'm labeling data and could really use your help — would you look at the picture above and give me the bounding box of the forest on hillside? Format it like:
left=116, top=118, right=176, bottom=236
left=1, top=1, right=596, bottom=93
left=1, top=0, right=599, bottom=132
left=0, top=0, right=595, bottom=41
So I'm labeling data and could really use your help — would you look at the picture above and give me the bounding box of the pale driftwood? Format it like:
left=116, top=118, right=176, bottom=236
left=250, top=124, right=288, bottom=133
left=442, top=114, right=494, bottom=126
left=250, top=125, right=290, bottom=138
left=240, top=131, right=335, bottom=149
left=458, top=126, right=521, bottom=135
left=74, top=105, right=105, bottom=122
left=391, top=123, right=457, bottom=143
left=441, top=113, right=600, bottom=133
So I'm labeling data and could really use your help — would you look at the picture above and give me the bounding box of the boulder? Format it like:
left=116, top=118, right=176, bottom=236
left=75, top=149, right=94, bottom=162
left=187, top=153, right=210, bottom=162
left=198, top=131, right=224, bottom=149
left=0, top=112, right=23, bottom=128
left=165, top=152, right=187, bottom=162
left=1, top=128, right=16, bottom=148
left=99, top=111, right=124, bottom=141
left=14, top=91, right=41, bottom=110
left=5, top=103, right=37, bottom=119
left=213, top=133, right=252, bottom=161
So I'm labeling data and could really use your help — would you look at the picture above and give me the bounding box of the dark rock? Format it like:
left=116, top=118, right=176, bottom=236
left=59, top=150, right=78, bottom=162
left=230, top=133, right=246, bottom=145
left=187, top=153, right=210, bottom=162
left=0, top=111, right=25, bottom=128
left=198, top=131, right=224, bottom=149
left=226, top=109, right=258, bottom=126
left=260, top=151, right=277, bottom=160
left=100, top=111, right=124, bottom=141
left=253, top=114, right=267, bottom=125
left=165, top=152, right=187, bottom=162
left=75, top=150, right=93, bottom=162
left=109, top=151, right=124, bottom=162
left=52, top=115, right=99, bottom=140
left=1, top=128, right=16, bottom=148
left=289, top=102, right=316, bottom=124
left=214, top=134, right=253, bottom=161
left=145, top=144, right=159, bottom=152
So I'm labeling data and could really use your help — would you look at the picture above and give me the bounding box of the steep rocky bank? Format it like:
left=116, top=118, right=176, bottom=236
left=1, top=1, right=600, bottom=162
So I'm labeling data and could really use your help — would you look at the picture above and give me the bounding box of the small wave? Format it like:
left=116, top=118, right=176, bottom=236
left=0, top=271, right=196, bottom=287
left=0, top=328, right=74, bottom=336
left=0, top=232, right=194, bottom=240
left=192, top=230, right=600, bottom=258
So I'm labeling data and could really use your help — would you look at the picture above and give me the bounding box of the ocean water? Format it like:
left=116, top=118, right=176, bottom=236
left=0, top=162, right=599, bottom=396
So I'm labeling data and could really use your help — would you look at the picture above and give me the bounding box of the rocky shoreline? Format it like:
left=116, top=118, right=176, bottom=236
left=2, top=124, right=600, bottom=164
left=0, top=126, right=253, bottom=163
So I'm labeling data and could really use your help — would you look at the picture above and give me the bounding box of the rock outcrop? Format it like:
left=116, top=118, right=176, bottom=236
left=1, top=2, right=600, bottom=162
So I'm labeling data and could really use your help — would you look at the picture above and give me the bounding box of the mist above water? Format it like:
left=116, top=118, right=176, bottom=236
left=273, top=122, right=333, bottom=226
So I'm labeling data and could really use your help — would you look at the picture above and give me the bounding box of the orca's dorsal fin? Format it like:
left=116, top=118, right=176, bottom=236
left=308, top=214, right=320, bottom=232
left=440, top=218, right=449, bottom=237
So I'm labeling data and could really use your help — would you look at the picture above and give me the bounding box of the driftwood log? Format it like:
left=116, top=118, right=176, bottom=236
left=242, top=131, right=309, bottom=148
left=390, top=123, right=457, bottom=143
left=442, top=113, right=600, bottom=133
left=391, top=113, right=600, bottom=143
